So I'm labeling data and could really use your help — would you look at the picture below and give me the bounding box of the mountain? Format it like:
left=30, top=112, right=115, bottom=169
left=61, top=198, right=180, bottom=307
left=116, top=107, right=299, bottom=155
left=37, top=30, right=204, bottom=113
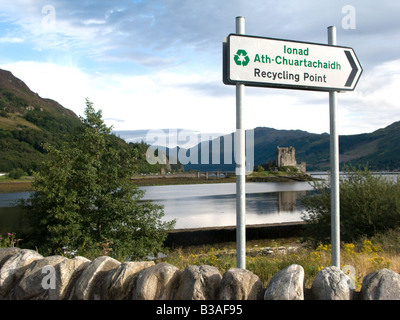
left=0, top=69, right=83, bottom=172
left=181, top=121, right=400, bottom=172
left=0, top=69, right=175, bottom=175
left=337, top=121, right=400, bottom=170
left=1, top=67, right=399, bottom=173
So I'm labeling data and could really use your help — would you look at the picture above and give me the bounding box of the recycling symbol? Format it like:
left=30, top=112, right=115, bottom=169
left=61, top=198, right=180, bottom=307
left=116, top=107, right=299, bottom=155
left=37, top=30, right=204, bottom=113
left=234, top=49, right=250, bottom=66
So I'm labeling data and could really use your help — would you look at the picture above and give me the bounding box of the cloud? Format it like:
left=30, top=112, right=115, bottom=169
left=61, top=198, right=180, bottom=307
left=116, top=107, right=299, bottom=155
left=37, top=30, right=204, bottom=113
left=0, top=37, right=24, bottom=43
left=104, top=117, right=125, bottom=122
left=0, top=60, right=236, bottom=133
left=0, top=0, right=399, bottom=137
left=0, top=61, right=93, bottom=115
left=2, top=49, right=399, bottom=138
left=1, top=0, right=399, bottom=70
left=338, top=58, right=400, bottom=133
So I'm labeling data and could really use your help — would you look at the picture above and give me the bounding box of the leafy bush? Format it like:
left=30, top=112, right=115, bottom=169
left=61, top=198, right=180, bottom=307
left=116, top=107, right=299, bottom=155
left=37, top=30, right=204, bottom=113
left=301, top=165, right=400, bottom=244
left=0, top=232, right=21, bottom=248
left=23, top=99, right=175, bottom=260
left=8, top=168, right=25, bottom=179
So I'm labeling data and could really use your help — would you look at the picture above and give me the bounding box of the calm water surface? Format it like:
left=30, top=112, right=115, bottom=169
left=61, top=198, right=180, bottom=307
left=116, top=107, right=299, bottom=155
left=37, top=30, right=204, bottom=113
left=0, top=181, right=314, bottom=232
left=141, top=182, right=313, bottom=228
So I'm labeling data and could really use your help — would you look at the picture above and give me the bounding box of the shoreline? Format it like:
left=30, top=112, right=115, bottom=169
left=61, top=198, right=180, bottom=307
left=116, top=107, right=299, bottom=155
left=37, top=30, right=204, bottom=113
left=0, top=181, right=32, bottom=193
left=132, top=172, right=315, bottom=186
left=165, top=221, right=306, bottom=247
left=0, top=173, right=315, bottom=192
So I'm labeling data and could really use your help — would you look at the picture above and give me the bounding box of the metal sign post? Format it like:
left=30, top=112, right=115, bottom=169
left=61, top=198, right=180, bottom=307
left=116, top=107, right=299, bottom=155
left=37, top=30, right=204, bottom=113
left=223, top=19, right=362, bottom=270
left=235, top=16, right=246, bottom=269
left=328, top=26, right=340, bottom=268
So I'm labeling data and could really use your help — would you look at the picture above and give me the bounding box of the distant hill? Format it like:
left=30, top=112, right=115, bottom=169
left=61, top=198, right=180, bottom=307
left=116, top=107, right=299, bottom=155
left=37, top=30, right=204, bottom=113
left=0, top=69, right=83, bottom=172
left=181, top=121, right=400, bottom=172
left=0, top=69, right=176, bottom=174
left=1, top=67, right=399, bottom=173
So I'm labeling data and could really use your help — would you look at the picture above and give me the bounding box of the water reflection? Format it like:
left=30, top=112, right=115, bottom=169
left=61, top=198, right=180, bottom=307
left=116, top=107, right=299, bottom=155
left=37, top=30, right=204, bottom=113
left=0, top=192, right=31, bottom=207
left=141, top=183, right=313, bottom=229
left=278, top=191, right=306, bottom=212
left=0, top=206, right=30, bottom=235
left=0, top=182, right=314, bottom=232
left=2, top=173, right=397, bottom=232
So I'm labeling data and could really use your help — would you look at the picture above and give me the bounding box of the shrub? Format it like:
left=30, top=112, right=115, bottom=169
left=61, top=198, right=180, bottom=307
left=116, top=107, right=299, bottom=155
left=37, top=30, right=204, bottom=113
left=23, top=99, right=175, bottom=260
left=8, top=168, right=25, bottom=179
left=255, top=165, right=265, bottom=172
left=301, top=165, right=400, bottom=244
left=0, top=232, right=21, bottom=247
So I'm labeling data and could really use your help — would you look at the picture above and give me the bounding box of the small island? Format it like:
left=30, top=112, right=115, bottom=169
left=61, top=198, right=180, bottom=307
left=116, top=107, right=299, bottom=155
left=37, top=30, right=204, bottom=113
left=0, top=146, right=314, bottom=191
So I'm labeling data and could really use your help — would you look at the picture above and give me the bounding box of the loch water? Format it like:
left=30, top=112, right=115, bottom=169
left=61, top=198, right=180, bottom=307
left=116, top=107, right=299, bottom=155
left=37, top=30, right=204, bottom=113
left=0, top=180, right=314, bottom=233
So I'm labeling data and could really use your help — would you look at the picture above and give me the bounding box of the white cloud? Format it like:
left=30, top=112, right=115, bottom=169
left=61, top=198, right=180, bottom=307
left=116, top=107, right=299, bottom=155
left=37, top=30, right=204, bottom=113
left=0, top=61, right=92, bottom=116
left=0, top=37, right=24, bottom=43
left=0, top=61, right=236, bottom=133
left=2, top=55, right=399, bottom=137
left=339, top=59, right=400, bottom=134
left=0, top=0, right=399, bottom=137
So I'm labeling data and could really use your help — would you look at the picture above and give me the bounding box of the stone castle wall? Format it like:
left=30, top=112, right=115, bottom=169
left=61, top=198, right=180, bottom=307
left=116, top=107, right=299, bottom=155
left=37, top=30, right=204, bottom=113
left=276, top=146, right=297, bottom=167
left=1, top=248, right=400, bottom=300
left=275, top=146, right=306, bottom=173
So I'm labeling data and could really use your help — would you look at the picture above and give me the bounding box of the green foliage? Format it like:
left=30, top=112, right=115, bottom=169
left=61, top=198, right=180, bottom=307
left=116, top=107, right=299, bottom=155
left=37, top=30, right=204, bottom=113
left=24, top=108, right=79, bottom=135
left=23, top=99, right=175, bottom=260
left=301, top=165, right=400, bottom=244
left=0, top=232, right=21, bottom=248
left=8, top=168, right=26, bottom=179
left=127, top=141, right=167, bottom=174
left=0, top=89, right=28, bottom=111
left=0, top=114, right=82, bottom=172
left=0, top=85, right=84, bottom=172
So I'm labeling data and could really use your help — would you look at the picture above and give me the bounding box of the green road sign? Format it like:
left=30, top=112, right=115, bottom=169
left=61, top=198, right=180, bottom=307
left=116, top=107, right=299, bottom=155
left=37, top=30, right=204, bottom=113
left=223, top=34, right=362, bottom=92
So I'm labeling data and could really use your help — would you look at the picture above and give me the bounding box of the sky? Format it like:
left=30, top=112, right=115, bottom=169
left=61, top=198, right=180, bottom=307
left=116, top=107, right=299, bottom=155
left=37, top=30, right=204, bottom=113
left=0, top=0, right=399, bottom=138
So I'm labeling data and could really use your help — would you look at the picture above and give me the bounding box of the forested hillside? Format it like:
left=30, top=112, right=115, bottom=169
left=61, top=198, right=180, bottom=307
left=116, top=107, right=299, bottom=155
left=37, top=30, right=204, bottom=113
left=183, top=121, right=400, bottom=172
left=1, top=67, right=398, bottom=174
left=253, top=121, right=400, bottom=171
left=0, top=69, right=82, bottom=172
left=0, top=69, right=171, bottom=174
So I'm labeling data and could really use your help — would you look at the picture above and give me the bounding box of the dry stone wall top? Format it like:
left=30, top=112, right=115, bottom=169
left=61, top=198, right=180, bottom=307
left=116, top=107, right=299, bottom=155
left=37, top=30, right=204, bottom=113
left=1, top=248, right=400, bottom=300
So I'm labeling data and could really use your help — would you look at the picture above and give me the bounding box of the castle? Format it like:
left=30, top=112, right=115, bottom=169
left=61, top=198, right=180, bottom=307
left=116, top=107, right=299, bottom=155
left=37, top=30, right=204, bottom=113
left=275, top=146, right=306, bottom=173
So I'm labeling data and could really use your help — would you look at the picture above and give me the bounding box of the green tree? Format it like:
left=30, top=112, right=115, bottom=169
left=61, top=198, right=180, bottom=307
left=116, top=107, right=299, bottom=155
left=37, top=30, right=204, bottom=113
left=23, top=99, right=175, bottom=259
left=8, top=168, right=26, bottom=179
left=301, top=165, right=400, bottom=244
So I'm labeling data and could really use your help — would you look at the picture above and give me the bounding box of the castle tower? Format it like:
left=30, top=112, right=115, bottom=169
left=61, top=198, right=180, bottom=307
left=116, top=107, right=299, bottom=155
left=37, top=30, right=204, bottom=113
left=275, top=146, right=306, bottom=173
left=275, top=146, right=296, bottom=167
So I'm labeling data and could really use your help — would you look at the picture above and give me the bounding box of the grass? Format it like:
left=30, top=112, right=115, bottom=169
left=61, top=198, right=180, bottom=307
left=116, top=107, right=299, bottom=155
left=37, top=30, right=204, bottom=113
left=157, top=229, right=400, bottom=290
left=0, top=113, right=40, bottom=131
left=0, top=169, right=314, bottom=191
left=247, top=169, right=314, bottom=182
left=2, top=228, right=399, bottom=292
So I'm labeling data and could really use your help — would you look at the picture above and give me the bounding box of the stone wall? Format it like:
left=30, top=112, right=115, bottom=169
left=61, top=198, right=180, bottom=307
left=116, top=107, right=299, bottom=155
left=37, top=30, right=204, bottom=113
left=275, top=146, right=306, bottom=173
left=1, top=248, right=400, bottom=300
left=276, top=146, right=297, bottom=167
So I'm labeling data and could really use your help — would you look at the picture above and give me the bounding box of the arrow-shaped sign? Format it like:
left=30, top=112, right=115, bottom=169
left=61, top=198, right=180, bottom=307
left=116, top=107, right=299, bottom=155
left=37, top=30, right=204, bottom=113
left=224, top=34, right=362, bottom=92
left=344, top=50, right=358, bottom=88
